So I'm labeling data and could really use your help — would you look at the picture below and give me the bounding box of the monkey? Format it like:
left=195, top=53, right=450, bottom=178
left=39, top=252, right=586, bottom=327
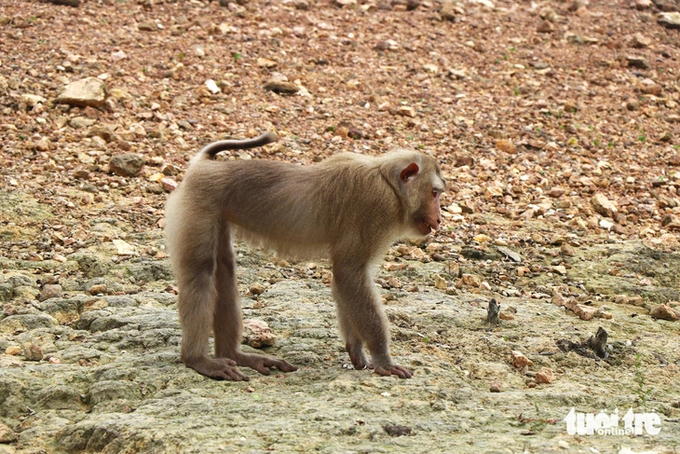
left=164, top=131, right=446, bottom=380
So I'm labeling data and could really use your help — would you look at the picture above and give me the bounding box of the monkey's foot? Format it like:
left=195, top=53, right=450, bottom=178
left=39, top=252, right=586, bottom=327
left=186, top=357, right=249, bottom=381
left=374, top=365, right=413, bottom=379
left=233, top=352, right=298, bottom=376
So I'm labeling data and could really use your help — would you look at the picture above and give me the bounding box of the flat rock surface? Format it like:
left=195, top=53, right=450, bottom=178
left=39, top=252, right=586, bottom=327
left=1, top=0, right=679, bottom=452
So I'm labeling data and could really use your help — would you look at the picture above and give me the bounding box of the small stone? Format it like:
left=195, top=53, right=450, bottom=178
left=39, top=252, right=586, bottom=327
left=70, top=117, right=97, bottom=129
left=650, top=304, right=680, bottom=321
left=440, top=2, right=461, bottom=21
left=39, top=284, right=63, bottom=302
left=658, top=12, right=680, bottom=29
left=566, top=33, right=585, bottom=45
left=627, top=56, right=651, bottom=69
left=552, top=265, right=567, bottom=275
left=21, top=94, right=47, bottom=107
left=591, top=193, right=617, bottom=217
left=563, top=302, right=601, bottom=321
left=396, top=106, right=416, bottom=117
left=249, top=283, right=266, bottom=295
left=474, top=234, right=492, bottom=243
left=384, top=424, right=411, bottom=437
left=423, top=63, right=439, bottom=74
left=375, top=39, right=399, bottom=51
left=499, top=311, right=515, bottom=320
left=537, top=20, right=554, bottom=33
left=511, top=350, right=533, bottom=368
left=539, top=6, right=556, bottom=21
left=659, top=131, right=672, bottom=143
left=161, top=178, right=178, bottom=192
left=161, top=164, right=180, bottom=176
left=56, top=77, right=108, bottom=108
left=205, top=79, right=221, bottom=94
left=613, top=295, right=645, bottom=306
left=640, top=78, right=662, bottom=96
left=88, top=284, right=107, bottom=295
left=560, top=244, right=576, bottom=256
left=489, top=381, right=501, bottom=392
left=23, top=344, right=44, bottom=361
left=670, top=154, right=680, bottom=166
left=5, top=345, right=21, bottom=355
left=461, top=274, right=481, bottom=287
left=599, top=219, right=614, bottom=230
left=433, top=274, right=447, bottom=290
left=112, top=239, right=136, bottom=256
left=497, top=246, right=521, bottom=263
left=630, top=33, right=651, bottom=48
left=264, top=81, right=300, bottom=95
left=0, top=423, right=17, bottom=443
left=109, top=153, right=145, bottom=177
left=454, top=155, right=474, bottom=167
left=536, top=367, right=556, bottom=384
left=111, top=50, right=127, bottom=61
left=242, top=319, right=276, bottom=348
left=257, top=58, right=277, bottom=68
left=547, top=187, right=566, bottom=198
left=564, top=100, right=578, bottom=113
left=73, top=169, right=90, bottom=180
left=137, top=21, right=157, bottom=31
left=86, top=126, right=113, bottom=142
left=495, top=139, right=517, bottom=154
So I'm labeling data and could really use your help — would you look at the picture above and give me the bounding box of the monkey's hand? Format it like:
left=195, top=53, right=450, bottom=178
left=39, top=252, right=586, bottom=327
left=233, top=352, right=298, bottom=376
left=374, top=365, right=413, bottom=379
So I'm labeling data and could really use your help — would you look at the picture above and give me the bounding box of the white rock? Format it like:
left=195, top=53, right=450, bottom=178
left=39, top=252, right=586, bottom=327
left=21, top=94, right=46, bottom=106
left=599, top=219, right=614, bottom=230
left=205, top=79, right=221, bottom=94
left=112, top=239, right=136, bottom=256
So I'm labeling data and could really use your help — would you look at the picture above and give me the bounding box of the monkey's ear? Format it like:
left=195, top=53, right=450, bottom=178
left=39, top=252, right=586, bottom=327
left=399, top=163, right=420, bottom=183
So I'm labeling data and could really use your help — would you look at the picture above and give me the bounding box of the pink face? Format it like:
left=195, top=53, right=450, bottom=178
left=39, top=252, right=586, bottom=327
left=415, top=188, right=442, bottom=235
left=400, top=161, right=446, bottom=236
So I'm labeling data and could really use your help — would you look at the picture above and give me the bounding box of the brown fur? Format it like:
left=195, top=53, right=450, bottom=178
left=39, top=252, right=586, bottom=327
left=165, top=132, right=446, bottom=380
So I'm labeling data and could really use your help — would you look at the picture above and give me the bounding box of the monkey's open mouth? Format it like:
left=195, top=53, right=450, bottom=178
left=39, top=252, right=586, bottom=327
left=416, top=219, right=433, bottom=235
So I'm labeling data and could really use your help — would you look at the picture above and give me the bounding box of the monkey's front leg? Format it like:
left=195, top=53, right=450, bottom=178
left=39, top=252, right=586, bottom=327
left=332, top=261, right=413, bottom=379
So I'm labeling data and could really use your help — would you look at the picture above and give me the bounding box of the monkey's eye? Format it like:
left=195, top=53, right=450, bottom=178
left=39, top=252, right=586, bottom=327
left=432, top=190, right=439, bottom=199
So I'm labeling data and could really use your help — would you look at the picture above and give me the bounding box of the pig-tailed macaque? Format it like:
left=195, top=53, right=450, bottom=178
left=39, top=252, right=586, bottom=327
left=164, top=132, right=446, bottom=380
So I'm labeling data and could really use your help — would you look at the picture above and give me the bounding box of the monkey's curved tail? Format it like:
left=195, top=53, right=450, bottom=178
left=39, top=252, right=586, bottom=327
left=193, top=131, right=278, bottom=163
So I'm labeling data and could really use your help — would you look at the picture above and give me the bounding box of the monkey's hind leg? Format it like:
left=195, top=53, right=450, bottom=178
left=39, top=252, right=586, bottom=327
left=213, top=224, right=298, bottom=376
left=174, top=220, right=247, bottom=381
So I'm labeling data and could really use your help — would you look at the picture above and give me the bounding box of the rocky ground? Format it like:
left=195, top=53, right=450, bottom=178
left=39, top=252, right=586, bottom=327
left=1, top=0, right=680, bottom=452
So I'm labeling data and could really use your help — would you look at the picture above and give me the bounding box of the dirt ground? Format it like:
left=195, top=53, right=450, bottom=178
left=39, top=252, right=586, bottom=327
left=1, top=0, right=680, bottom=452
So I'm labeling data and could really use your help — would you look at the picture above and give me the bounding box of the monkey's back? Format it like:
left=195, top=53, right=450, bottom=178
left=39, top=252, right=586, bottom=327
left=177, top=154, right=404, bottom=259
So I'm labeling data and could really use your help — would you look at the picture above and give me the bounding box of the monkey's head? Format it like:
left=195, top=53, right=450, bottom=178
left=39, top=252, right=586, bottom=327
left=381, top=151, right=446, bottom=237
